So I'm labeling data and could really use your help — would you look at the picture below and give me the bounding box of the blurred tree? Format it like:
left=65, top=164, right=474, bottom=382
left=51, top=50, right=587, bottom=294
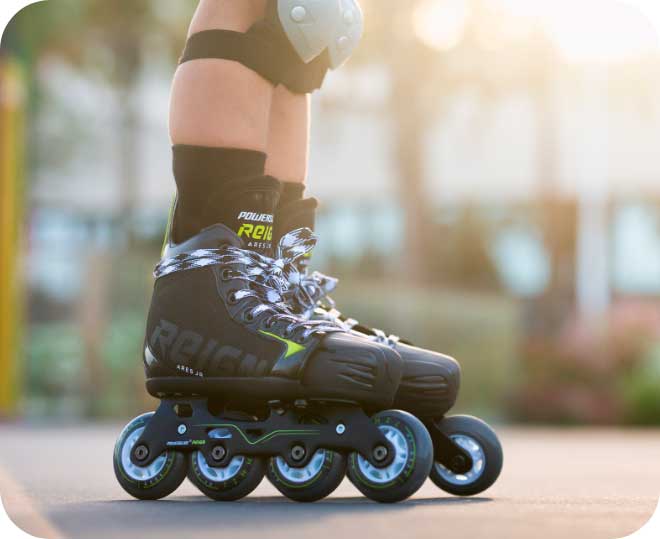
left=355, top=0, right=444, bottom=283
left=3, top=0, right=191, bottom=240
left=353, top=0, right=565, bottom=286
left=2, top=0, right=192, bottom=416
left=430, top=205, right=500, bottom=290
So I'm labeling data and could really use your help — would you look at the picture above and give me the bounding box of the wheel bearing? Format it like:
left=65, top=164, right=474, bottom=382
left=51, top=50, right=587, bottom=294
left=211, top=445, right=227, bottom=462
left=290, top=445, right=306, bottom=463
left=134, top=444, right=149, bottom=462
left=372, top=445, right=388, bottom=463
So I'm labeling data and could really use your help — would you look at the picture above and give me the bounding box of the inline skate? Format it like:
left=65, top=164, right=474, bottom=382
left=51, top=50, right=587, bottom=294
left=274, top=197, right=504, bottom=497
left=113, top=200, right=435, bottom=503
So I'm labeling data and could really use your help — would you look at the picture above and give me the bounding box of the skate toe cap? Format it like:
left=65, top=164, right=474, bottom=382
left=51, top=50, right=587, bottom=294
left=395, top=343, right=461, bottom=417
left=301, top=332, right=403, bottom=409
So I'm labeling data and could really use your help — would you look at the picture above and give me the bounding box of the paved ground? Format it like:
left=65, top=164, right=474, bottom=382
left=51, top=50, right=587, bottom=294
left=0, top=424, right=658, bottom=539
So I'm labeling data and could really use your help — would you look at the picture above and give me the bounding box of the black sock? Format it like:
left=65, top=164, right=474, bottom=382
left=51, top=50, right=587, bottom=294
left=275, top=182, right=316, bottom=247
left=279, top=182, right=306, bottom=207
left=274, top=196, right=318, bottom=270
left=172, top=145, right=281, bottom=254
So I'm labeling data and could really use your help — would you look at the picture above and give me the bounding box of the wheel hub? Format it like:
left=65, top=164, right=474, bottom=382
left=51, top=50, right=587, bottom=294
left=196, top=428, right=245, bottom=482
left=451, top=455, right=467, bottom=471
left=357, top=425, right=408, bottom=484
left=121, top=427, right=167, bottom=482
left=275, top=449, right=326, bottom=484
left=434, top=434, right=486, bottom=486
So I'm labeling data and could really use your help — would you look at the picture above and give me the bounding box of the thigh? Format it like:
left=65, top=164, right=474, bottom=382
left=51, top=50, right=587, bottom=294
left=188, top=0, right=267, bottom=35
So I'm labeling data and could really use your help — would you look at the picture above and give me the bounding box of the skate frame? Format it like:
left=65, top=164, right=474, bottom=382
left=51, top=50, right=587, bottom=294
left=131, top=398, right=397, bottom=469
left=425, top=420, right=475, bottom=475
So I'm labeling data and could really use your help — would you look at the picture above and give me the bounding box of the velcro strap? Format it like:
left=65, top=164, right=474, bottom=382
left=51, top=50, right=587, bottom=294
left=179, top=30, right=282, bottom=86
left=178, top=29, right=328, bottom=94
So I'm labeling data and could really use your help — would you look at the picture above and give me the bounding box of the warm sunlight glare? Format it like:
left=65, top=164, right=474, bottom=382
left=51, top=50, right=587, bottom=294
left=413, top=0, right=660, bottom=62
left=413, top=0, right=471, bottom=51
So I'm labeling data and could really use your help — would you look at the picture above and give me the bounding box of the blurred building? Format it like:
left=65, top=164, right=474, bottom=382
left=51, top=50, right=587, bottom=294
left=27, top=57, right=660, bottom=304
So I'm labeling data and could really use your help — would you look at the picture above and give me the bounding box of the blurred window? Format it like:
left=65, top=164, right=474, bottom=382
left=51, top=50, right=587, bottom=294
left=613, top=202, right=660, bottom=295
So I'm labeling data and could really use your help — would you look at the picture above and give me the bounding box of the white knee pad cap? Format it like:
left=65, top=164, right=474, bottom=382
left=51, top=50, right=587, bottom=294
left=277, top=0, right=364, bottom=68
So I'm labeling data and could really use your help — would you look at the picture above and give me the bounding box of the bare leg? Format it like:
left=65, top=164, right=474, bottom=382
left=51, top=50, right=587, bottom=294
left=265, top=85, right=310, bottom=184
left=169, top=0, right=271, bottom=151
left=167, top=0, right=282, bottom=244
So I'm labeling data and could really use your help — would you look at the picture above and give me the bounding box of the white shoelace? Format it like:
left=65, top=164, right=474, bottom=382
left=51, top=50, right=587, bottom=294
left=154, top=229, right=342, bottom=341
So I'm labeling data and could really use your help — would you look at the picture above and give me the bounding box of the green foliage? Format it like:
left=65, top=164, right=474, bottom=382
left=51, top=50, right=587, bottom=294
left=100, top=310, right=147, bottom=416
left=24, top=322, right=83, bottom=398
left=23, top=246, right=157, bottom=418
left=622, top=344, right=660, bottom=425
left=3, top=0, right=192, bottom=80
left=429, top=206, right=501, bottom=290
left=2, top=1, right=83, bottom=61
left=514, top=303, right=660, bottom=425
left=23, top=310, right=148, bottom=418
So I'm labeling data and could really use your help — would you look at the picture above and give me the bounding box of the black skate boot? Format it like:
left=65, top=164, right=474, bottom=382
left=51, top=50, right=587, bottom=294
left=113, top=176, right=434, bottom=504
left=274, top=197, right=503, bottom=497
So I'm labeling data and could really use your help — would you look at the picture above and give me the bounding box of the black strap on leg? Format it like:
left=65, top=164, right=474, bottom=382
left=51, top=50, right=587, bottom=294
left=180, top=30, right=280, bottom=86
left=179, top=29, right=329, bottom=94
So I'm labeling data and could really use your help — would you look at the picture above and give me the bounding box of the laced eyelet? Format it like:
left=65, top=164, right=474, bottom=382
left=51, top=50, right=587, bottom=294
left=221, top=269, right=233, bottom=281
left=227, top=291, right=239, bottom=305
left=264, top=317, right=276, bottom=329
left=244, top=311, right=255, bottom=323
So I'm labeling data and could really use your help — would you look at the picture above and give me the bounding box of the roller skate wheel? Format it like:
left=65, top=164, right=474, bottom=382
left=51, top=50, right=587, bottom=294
left=113, top=412, right=188, bottom=500
left=195, top=427, right=246, bottom=482
left=120, top=426, right=167, bottom=482
left=187, top=426, right=265, bottom=501
left=274, top=450, right=326, bottom=483
left=267, top=449, right=346, bottom=503
left=433, top=434, right=486, bottom=486
left=195, top=452, right=246, bottom=482
left=356, top=425, right=408, bottom=484
left=428, top=415, right=503, bottom=497
left=347, top=410, right=434, bottom=503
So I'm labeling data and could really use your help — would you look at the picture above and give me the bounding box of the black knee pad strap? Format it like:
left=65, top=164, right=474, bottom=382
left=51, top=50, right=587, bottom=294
left=180, top=30, right=280, bottom=85
left=179, top=29, right=329, bottom=94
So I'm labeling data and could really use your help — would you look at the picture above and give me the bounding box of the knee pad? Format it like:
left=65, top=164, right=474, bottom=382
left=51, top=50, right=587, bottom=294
left=179, top=0, right=364, bottom=95
left=277, top=0, right=364, bottom=69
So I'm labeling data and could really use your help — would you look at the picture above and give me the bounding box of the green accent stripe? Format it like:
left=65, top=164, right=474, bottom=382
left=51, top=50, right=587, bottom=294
left=258, top=330, right=306, bottom=359
left=161, top=196, right=176, bottom=257
left=194, top=424, right=320, bottom=445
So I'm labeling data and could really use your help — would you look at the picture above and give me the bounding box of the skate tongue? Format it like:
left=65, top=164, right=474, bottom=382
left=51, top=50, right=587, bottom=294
left=162, top=223, right=244, bottom=258
left=275, top=198, right=318, bottom=242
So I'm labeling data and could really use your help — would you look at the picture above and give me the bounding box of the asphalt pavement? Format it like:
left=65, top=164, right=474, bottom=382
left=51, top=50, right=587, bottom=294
left=0, top=423, right=658, bottom=539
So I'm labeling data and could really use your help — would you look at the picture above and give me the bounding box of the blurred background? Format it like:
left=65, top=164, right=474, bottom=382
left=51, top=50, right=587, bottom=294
left=1, top=0, right=660, bottom=425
